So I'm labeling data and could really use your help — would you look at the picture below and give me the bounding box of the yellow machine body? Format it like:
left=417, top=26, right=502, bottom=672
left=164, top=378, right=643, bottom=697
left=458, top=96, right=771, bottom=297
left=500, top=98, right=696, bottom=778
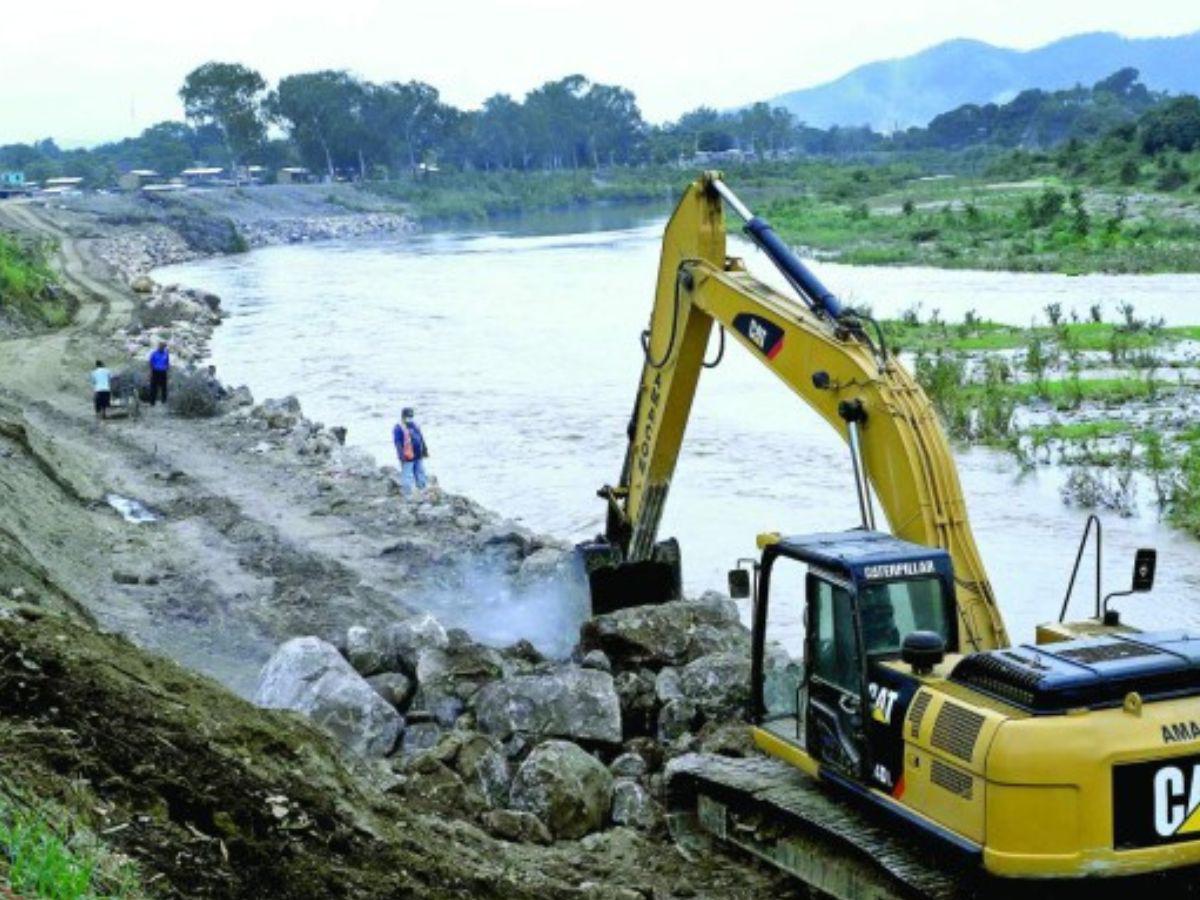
left=595, top=173, right=1200, bottom=883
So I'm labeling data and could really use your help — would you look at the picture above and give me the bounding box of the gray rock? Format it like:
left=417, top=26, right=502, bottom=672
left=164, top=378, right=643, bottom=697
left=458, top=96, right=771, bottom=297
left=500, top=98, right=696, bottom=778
left=509, top=740, right=614, bottom=840
left=254, top=637, right=402, bottom=758
left=256, top=395, right=302, bottom=430
left=482, top=809, right=552, bottom=845
left=229, top=385, right=254, bottom=407
left=678, top=651, right=751, bottom=719
left=579, top=595, right=749, bottom=671
left=609, top=752, right=648, bottom=779
left=474, top=667, right=622, bottom=746
left=657, top=698, right=700, bottom=743
left=130, top=274, right=154, bottom=293
left=610, top=778, right=661, bottom=830
left=612, top=669, right=657, bottom=740
left=581, top=650, right=612, bottom=673
left=345, top=625, right=391, bottom=677
left=517, top=546, right=573, bottom=581
left=401, top=720, right=442, bottom=756
left=412, top=679, right=466, bottom=728
left=366, top=671, right=415, bottom=711
left=386, top=613, right=450, bottom=676
left=654, top=667, right=683, bottom=704
left=451, top=733, right=511, bottom=809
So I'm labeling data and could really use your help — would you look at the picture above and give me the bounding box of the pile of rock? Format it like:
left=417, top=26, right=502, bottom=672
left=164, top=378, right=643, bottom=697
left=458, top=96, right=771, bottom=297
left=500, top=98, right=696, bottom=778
left=252, top=591, right=773, bottom=846
left=240, top=214, right=413, bottom=248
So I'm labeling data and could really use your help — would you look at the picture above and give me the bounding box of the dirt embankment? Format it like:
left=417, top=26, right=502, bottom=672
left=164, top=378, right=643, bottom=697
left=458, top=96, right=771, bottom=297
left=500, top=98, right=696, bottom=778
left=0, top=198, right=781, bottom=897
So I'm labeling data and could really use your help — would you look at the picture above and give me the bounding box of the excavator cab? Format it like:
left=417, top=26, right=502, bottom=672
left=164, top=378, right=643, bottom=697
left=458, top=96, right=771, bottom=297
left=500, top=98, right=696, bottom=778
left=740, top=531, right=957, bottom=790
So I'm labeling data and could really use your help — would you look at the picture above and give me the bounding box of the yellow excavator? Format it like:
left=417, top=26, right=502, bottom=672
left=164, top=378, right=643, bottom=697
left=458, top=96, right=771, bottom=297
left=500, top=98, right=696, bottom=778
left=580, top=173, right=1200, bottom=898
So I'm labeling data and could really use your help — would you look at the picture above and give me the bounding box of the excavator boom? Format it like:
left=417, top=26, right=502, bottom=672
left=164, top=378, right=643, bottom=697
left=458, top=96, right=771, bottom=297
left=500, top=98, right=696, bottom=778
left=589, top=173, right=1007, bottom=652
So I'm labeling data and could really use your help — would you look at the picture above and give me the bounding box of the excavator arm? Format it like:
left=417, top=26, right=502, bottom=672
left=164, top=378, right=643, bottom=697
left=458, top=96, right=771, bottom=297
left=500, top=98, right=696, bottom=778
left=587, top=173, right=1008, bottom=653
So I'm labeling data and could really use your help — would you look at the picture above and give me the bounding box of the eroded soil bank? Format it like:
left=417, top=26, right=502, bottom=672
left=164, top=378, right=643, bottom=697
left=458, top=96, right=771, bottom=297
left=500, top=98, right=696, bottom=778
left=0, top=194, right=785, bottom=897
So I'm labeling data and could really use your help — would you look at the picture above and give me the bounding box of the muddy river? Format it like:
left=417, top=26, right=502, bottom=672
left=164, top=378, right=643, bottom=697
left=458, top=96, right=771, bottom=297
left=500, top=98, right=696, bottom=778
left=155, top=203, right=1200, bottom=650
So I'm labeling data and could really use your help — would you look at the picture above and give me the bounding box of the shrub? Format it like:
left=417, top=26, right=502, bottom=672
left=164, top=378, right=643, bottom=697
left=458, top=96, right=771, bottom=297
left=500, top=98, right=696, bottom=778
left=167, top=370, right=221, bottom=418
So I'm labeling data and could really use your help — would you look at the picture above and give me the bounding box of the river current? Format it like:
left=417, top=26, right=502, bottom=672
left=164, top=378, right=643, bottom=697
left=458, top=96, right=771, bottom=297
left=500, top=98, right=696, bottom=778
left=155, top=203, right=1200, bottom=651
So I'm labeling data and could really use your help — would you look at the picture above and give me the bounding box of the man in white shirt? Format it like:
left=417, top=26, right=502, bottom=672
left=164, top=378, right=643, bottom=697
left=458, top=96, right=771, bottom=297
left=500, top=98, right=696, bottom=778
left=90, top=360, right=111, bottom=421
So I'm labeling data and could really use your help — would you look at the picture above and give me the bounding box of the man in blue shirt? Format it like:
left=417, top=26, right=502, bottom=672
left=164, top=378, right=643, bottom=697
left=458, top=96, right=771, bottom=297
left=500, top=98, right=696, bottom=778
left=148, top=342, right=170, bottom=405
left=392, top=407, right=430, bottom=497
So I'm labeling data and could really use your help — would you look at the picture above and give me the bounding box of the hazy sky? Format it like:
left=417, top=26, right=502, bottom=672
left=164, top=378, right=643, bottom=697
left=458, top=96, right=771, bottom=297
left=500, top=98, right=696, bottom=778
left=3, top=0, right=1197, bottom=146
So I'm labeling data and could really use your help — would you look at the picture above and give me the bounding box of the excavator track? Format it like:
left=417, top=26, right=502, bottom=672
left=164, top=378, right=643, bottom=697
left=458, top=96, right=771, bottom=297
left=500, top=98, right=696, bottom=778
left=665, top=753, right=979, bottom=900
left=665, top=754, right=1200, bottom=900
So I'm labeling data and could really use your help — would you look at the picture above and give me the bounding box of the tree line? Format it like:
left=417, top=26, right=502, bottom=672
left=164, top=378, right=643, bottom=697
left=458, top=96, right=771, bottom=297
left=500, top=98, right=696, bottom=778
left=2, top=64, right=1199, bottom=189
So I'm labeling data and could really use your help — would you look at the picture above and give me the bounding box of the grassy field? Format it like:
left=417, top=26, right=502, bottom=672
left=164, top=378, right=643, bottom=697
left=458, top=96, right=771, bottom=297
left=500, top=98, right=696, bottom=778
left=760, top=174, right=1200, bottom=274
left=360, top=157, right=1200, bottom=274
left=0, top=232, right=70, bottom=329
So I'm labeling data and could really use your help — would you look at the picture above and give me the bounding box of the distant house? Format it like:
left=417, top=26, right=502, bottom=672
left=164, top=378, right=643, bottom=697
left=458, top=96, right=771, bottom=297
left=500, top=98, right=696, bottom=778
left=180, top=167, right=225, bottom=187
left=41, top=176, right=85, bottom=195
left=141, top=182, right=186, bottom=195
left=0, top=171, right=32, bottom=198
left=117, top=169, right=159, bottom=191
left=276, top=166, right=312, bottom=185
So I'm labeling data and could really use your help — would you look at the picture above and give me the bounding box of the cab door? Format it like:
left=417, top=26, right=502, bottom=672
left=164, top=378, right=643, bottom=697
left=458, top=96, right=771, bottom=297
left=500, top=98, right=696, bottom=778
left=805, top=573, right=867, bottom=779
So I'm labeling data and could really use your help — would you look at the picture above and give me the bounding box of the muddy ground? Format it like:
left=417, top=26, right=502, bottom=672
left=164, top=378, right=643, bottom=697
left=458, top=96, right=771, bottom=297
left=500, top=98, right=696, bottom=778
left=0, top=196, right=790, bottom=898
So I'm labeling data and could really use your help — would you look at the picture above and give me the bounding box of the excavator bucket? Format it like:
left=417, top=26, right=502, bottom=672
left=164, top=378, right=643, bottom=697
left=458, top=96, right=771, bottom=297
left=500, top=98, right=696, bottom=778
left=576, top=537, right=682, bottom=615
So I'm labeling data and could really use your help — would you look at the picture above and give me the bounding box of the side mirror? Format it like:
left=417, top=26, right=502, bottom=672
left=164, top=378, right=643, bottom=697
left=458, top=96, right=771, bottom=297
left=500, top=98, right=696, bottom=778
left=728, top=568, right=751, bottom=600
left=1132, top=548, right=1156, bottom=593
left=901, top=631, right=946, bottom=676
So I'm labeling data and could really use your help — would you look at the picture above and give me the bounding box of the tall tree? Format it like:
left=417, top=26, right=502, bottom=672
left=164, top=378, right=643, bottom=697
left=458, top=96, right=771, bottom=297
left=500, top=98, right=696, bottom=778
left=179, top=62, right=267, bottom=171
left=267, top=71, right=366, bottom=179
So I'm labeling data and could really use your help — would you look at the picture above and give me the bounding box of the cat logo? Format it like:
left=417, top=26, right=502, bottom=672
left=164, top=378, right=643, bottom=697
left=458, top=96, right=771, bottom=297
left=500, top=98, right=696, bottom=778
left=732, top=313, right=784, bottom=360
left=1154, top=764, right=1200, bottom=838
left=868, top=682, right=899, bottom=724
left=747, top=318, right=768, bottom=349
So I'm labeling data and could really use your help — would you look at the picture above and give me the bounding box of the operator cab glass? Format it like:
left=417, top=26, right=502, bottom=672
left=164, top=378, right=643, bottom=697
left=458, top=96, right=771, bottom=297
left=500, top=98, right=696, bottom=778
left=750, top=532, right=957, bottom=766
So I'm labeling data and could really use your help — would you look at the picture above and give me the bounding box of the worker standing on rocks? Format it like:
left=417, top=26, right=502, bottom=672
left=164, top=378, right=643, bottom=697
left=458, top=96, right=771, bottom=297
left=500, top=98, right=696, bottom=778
left=393, top=407, right=429, bottom=497
left=90, top=359, right=111, bottom=422
left=148, top=341, right=170, bottom=406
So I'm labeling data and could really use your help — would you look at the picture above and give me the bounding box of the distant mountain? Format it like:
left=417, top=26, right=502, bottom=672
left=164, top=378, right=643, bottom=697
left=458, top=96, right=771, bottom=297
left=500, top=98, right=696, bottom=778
left=768, top=31, right=1200, bottom=131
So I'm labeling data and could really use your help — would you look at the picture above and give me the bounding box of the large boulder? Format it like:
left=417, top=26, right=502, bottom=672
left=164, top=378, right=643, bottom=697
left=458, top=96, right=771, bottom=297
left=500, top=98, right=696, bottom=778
left=612, top=669, right=657, bottom=740
left=579, top=592, right=747, bottom=671
left=610, top=779, right=661, bottom=830
left=482, top=809, right=552, bottom=845
left=386, top=613, right=449, bottom=675
left=474, top=667, right=622, bottom=746
left=424, top=731, right=512, bottom=809
left=677, top=651, right=751, bottom=720
left=365, top=672, right=415, bottom=712
left=255, top=396, right=303, bottom=430
left=509, top=740, right=614, bottom=840
left=254, top=637, right=402, bottom=757
left=345, top=625, right=391, bottom=677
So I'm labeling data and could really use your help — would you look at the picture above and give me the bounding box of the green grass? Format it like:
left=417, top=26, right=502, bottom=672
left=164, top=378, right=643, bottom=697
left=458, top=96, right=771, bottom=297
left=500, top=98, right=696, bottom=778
left=0, top=233, right=69, bottom=328
left=1026, top=419, right=1135, bottom=443
left=0, top=784, right=145, bottom=899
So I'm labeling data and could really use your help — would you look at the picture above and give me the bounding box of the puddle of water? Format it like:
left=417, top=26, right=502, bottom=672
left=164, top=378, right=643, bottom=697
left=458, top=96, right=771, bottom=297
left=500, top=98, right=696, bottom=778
left=105, top=493, right=159, bottom=524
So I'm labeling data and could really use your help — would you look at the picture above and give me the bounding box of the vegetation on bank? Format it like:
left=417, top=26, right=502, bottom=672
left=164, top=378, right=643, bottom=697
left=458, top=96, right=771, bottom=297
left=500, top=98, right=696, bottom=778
left=0, top=781, right=146, bottom=899
left=903, top=305, right=1200, bottom=537
left=0, top=233, right=69, bottom=328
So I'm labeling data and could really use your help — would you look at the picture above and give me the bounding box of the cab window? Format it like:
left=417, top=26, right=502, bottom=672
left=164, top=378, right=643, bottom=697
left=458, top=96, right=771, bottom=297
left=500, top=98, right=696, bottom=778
left=810, top=576, right=860, bottom=693
left=859, top=577, right=949, bottom=656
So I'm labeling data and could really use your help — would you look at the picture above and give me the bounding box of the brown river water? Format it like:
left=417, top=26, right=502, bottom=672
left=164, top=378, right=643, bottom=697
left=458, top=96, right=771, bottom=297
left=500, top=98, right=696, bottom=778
left=154, top=203, right=1200, bottom=653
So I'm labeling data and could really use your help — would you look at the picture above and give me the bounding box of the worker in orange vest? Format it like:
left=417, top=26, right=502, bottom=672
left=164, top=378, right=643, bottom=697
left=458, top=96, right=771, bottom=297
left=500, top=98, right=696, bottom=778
left=392, top=407, right=429, bottom=496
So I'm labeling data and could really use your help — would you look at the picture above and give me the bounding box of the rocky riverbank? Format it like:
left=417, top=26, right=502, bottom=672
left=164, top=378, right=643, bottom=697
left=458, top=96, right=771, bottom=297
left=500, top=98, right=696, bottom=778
left=0, top=197, right=787, bottom=897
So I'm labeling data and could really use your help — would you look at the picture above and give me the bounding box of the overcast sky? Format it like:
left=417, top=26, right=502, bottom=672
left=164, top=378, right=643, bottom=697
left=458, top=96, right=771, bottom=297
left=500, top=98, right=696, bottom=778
left=3, top=0, right=1197, bottom=147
